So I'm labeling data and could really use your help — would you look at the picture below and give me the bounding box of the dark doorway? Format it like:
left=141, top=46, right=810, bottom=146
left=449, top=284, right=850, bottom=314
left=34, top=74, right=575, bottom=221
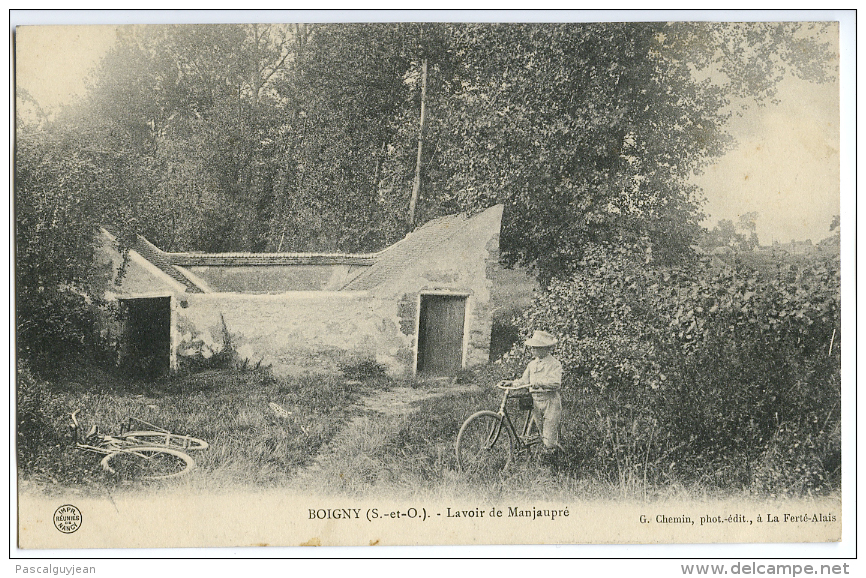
left=416, top=295, right=466, bottom=375
left=119, top=297, right=171, bottom=378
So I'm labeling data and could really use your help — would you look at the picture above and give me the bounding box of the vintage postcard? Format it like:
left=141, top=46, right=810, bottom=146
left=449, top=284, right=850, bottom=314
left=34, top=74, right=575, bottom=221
left=12, top=12, right=850, bottom=555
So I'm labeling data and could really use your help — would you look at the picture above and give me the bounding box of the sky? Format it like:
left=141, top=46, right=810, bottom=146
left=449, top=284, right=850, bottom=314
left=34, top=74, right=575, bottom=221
left=691, top=48, right=840, bottom=245
left=15, top=25, right=118, bottom=115
left=14, top=20, right=843, bottom=246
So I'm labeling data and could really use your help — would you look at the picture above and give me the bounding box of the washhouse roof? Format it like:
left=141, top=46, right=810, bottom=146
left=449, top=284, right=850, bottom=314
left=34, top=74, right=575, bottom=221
left=115, top=205, right=503, bottom=294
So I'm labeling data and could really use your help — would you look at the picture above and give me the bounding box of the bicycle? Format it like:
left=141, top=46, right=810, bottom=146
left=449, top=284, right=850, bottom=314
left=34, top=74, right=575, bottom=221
left=69, top=411, right=203, bottom=480
left=456, top=381, right=550, bottom=475
left=118, top=416, right=209, bottom=451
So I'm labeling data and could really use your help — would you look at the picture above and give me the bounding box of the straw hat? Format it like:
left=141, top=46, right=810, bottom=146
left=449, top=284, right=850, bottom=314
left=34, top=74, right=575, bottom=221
left=525, top=330, right=558, bottom=348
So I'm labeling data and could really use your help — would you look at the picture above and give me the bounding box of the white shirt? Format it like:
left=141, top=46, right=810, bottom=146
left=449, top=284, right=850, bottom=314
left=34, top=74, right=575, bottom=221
left=514, top=355, right=562, bottom=392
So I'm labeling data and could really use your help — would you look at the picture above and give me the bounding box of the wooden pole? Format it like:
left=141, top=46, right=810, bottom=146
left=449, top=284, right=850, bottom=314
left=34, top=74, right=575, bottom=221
left=408, top=58, right=428, bottom=230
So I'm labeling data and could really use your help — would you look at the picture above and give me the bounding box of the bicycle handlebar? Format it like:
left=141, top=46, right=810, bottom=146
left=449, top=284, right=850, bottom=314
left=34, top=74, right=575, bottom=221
left=69, top=411, right=82, bottom=445
left=495, top=381, right=531, bottom=391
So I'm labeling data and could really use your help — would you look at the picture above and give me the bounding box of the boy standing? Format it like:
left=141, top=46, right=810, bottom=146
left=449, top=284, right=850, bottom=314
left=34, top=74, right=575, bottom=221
left=510, top=330, right=563, bottom=454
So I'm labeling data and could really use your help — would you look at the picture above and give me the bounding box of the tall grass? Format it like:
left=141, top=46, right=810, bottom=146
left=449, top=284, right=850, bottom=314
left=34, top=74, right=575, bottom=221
left=17, top=364, right=366, bottom=493
left=295, top=362, right=839, bottom=501
left=18, top=359, right=839, bottom=501
left=292, top=365, right=638, bottom=501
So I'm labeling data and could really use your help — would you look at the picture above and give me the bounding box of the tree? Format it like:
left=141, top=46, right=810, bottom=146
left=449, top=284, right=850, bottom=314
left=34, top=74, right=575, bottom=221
left=736, top=212, right=760, bottom=251
left=264, top=23, right=460, bottom=252
left=383, top=22, right=834, bottom=281
left=263, top=23, right=415, bottom=252
left=15, top=108, right=117, bottom=372
left=701, top=212, right=760, bottom=252
left=63, top=22, right=834, bottom=269
left=25, top=21, right=837, bottom=263
left=78, top=24, right=302, bottom=251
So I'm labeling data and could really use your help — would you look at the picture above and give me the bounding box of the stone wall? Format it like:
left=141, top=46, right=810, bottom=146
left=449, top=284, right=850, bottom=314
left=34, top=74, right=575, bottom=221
left=186, top=263, right=367, bottom=293
left=368, top=205, right=503, bottom=371
left=176, top=291, right=391, bottom=376
left=98, top=205, right=503, bottom=377
left=174, top=291, right=423, bottom=377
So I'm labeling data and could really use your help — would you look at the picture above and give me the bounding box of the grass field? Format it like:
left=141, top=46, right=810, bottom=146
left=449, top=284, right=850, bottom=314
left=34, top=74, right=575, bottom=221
left=18, top=364, right=378, bottom=493
left=292, top=365, right=753, bottom=503
left=18, top=352, right=838, bottom=502
left=17, top=360, right=842, bottom=549
left=17, top=362, right=604, bottom=500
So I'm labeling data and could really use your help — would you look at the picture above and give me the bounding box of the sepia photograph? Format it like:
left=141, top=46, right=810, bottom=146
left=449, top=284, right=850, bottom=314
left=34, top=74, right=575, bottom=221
left=11, top=9, right=851, bottom=559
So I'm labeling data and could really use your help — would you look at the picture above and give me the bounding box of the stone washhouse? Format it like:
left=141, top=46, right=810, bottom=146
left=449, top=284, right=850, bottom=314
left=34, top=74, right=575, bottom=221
left=97, top=205, right=504, bottom=378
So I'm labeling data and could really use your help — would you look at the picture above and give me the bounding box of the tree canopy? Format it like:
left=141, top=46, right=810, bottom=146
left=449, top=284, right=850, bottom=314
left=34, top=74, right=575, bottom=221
left=47, top=23, right=836, bottom=262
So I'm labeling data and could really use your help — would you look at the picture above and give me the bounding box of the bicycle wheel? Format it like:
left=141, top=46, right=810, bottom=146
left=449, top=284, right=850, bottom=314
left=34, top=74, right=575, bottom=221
left=118, top=431, right=208, bottom=451
left=100, top=447, right=195, bottom=480
left=456, top=411, right=515, bottom=475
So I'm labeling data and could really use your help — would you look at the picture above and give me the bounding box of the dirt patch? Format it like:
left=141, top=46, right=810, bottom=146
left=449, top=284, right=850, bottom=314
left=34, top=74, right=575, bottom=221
left=293, top=383, right=479, bottom=479
left=358, top=385, right=477, bottom=415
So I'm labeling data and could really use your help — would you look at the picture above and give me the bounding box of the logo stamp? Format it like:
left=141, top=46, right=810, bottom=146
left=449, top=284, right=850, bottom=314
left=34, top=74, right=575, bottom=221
left=53, top=505, right=82, bottom=534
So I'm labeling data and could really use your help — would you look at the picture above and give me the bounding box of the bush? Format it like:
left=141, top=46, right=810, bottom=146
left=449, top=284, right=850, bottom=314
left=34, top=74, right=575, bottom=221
left=176, top=314, right=272, bottom=375
left=16, top=123, right=120, bottom=377
left=489, top=318, right=521, bottom=361
left=513, top=243, right=841, bottom=493
left=751, top=418, right=841, bottom=496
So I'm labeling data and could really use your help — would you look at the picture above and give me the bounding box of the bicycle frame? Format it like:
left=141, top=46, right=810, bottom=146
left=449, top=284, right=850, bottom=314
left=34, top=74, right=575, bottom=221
left=120, top=416, right=170, bottom=436
left=494, top=383, right=540, bottom=451
left=456, top=382, right=568, bottom=475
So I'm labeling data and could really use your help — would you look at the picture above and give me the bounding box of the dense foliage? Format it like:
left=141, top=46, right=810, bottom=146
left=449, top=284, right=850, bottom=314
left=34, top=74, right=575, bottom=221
left=16, top=362, right=65, bottom=469
left=510, top=247, right=841, bottom=493
left=15, top=109, right=120, bottom=371
left=24, top=22, right=835, bottom=260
